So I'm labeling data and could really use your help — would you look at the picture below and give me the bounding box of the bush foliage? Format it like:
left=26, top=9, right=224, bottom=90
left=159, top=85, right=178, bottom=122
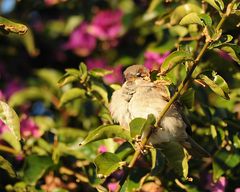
left=0, top=0, right=240, bottom=191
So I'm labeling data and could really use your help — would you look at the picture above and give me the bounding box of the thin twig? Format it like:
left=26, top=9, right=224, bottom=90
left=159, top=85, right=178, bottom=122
left=115, top=1, right=237, bottom=191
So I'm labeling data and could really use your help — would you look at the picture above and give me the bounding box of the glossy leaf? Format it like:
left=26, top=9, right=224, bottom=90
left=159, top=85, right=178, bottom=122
left=79, top=62, right=88, bottom=83
left=80, top=125, right=131, bottom=146
left=180, top=13, right=203, bottom=26
left=59, top=88, right=86, bottom=107
left=23, top=155, right=53, bottom=184
left=204, top=0, right=224, bottom=11
left=0, top=101, right=20, bottom=141
left=89, top=68, right=112, bottom=78
left=170, top=3, right=202, bottom=25
left=21, top=29, right=39, bottom=57
left=220, top=44, right=240, bottom=64
left=199, top=71, right=230, bottom=99
left=0, top=155, right=16, bottom=178
left=91, top=82, right=109, bottom=104
left=208, top=35, right=233, bottom=49
left=199, top=13, right=212, bottom=26
left=94, top=152, right=121, bottom=176
left=0, top=16, right=28, bottom=35
left=58, top=68, right=80, bottom=87
left=213, top=148, right=240, bottom=181
left=8, top=87, right=52, bottom=107
left=160, top=142, right=189, bottom=178
left=129, top=114, right=156, bottom=138
left=161, top=50, right=193, bottom=75
left=1, top=132, right=21, bottom=152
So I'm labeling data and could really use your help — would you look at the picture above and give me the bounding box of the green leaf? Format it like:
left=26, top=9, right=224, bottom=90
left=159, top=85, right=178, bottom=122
left=199, top=13, right=212, bottom=26
left=21, top=29, right=39, bottom=57
left=0, top=101, right=20, bottom=141
left=220, top=44, right=240, bottom=64
left=8, top=87, right=52, bottom=107
left=89, top=68, right=113, bottom=78
left=79, top=62, right=88, bottom=83
left=115, top=142, right=134, bottom=161
left=180, top=88, right=195, bottom=109
left=208, top=35, right=233, bottom=49
left=180, top=13, right=204, bottom=26
left=129, top=114, right=156, bottom=138
left=204, top=0, right=224, bottom=11
left=0, top=16, right=28, bottom=35
left=59, top=88, right=86, bottom=107
left=199, top=71, right=230, bottom=99
left=91, top=82, right=109, bottom=104
left=0, top=155, right=16, bottom=178
left=1, top=132, right=21, bottom=152
left=161, top=50, right=193, bottom=75
left=94, top=152, right=121, bottom=176
left=213, top=148, right=240, bottom=181
left=58, top=68, right=80, bottom=87
left=80, top=125, right=131, bottom=146
left=160, top=142, right=189, bottom=178
left=35, top=68, right=62, bottom=91
left=170, top=3, right=202, bottom=25
left=23, top=155, right=53, bottom=184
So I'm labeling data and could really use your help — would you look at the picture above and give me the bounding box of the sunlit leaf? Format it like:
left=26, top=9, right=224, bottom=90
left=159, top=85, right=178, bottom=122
left=180, top=13, right=203, bottom=26
left=170, top=3, right=202, bottom=25
left=23, top=155, right=53, bottom=184
left=8, top=87, right=52, bottom=107
left=129, top=114, right=156, bottom=138
left=198, top=71, right=230, bottom=99
left=213, top=148, right=240, bottom=181
left=208, top=35, right=233, bottom=49
left=219, top=44, right=240, bottom=64
left=1, top=132, right=21, bottom=152
left=199, top=13, right=212, bottom=26
left=89, top=68, right=113, bottom=78
left=59, top=88, right=86, bottom=107
left=161, top=50, right=193, bottom=75
left=79, top=62, right=88, bottom=83
left=21, top=29, right=39, bottom=57
left=94, top=152, right=121, bottom=176
left=91, top=82, right=109, bottom=104
left=0, top=155, right=16, bottom=178
left=204, top=0, right=224, bottom=11
left=0, top=101, right=20, bottom=141
left=80, top=125, right=132, bottom=146
left=0, top=16, right=28, bottom=35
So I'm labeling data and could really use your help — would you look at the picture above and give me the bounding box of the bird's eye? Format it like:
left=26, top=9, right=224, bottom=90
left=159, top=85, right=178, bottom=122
left=136, top=72, right=141, bottom=77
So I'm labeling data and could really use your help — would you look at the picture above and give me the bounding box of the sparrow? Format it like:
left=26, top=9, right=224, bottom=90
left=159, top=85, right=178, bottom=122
left=109, top=65, right=209, bottom=157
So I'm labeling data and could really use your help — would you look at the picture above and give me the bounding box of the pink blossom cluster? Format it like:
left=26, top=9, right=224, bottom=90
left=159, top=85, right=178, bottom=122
left=64, top=9, right=123, bottom=57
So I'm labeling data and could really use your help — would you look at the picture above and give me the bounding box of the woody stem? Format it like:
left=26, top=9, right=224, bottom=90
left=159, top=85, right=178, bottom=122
left=115, top=1, right=236, bottom=191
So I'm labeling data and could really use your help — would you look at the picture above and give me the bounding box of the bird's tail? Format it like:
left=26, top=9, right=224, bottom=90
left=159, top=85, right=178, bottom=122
left=181, top=136, right=211, bottom=158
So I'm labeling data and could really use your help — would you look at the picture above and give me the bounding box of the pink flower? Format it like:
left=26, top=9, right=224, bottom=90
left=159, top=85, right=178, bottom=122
left=89, top=10, right=123, bottom=40
left=205, top=174, right=227, bottom=192
left=144, top=51, right=170, bottom=71
left=98, top=145, right=108, bottom=153
left=107, top=182, right=118, bottom=192
left=44, top=0, right=61, bottom=6
left=86, top=58, right=123, bottom=84
left=20, top=116, right=42, bottom=138
left=64, top=22, right=96, bottom=57
left=235, top=188, right=240, bottom=192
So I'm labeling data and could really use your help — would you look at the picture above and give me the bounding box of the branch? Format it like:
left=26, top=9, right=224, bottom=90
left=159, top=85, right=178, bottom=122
left=115, top=1, right=237, bottom=191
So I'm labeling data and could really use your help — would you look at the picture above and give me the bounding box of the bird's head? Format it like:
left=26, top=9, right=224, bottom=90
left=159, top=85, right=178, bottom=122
left=123, top=65, right=150, bottom=82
